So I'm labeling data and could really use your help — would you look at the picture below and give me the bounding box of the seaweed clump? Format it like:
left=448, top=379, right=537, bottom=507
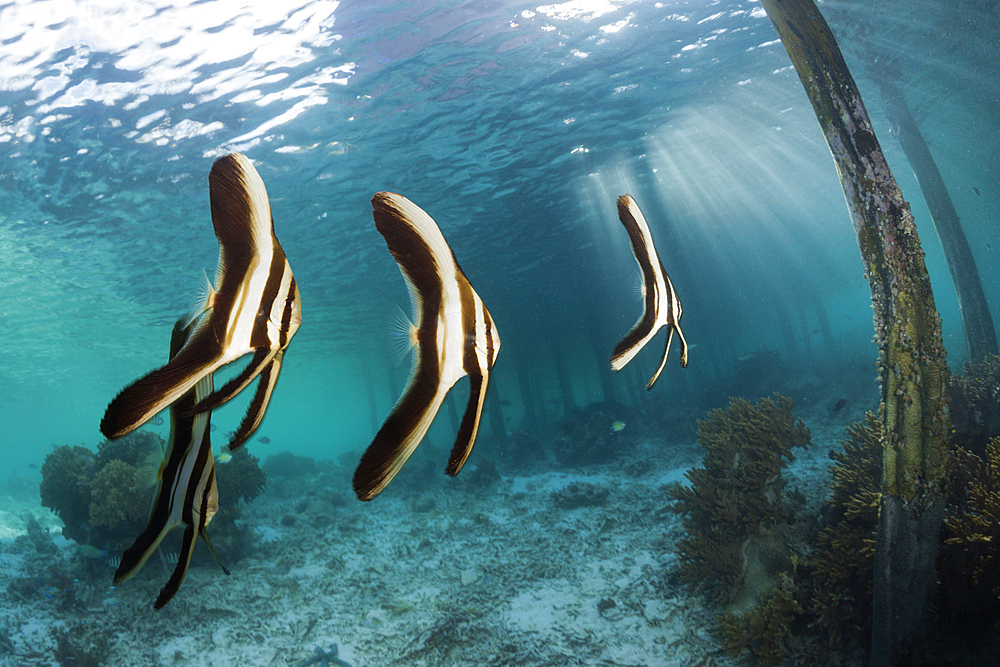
left=810, top=411, right=882, bottom=649
left=668, top=394, right=809, bottom=607
left=39, top=430, right=267, bottom=563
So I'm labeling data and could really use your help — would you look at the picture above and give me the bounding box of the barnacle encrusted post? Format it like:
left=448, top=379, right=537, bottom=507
left=757, top=2, right=950, bottom=664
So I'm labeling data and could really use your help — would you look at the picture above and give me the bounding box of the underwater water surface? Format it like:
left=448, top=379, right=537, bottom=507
left=0, top=0, right=996, bottom=464
left=1, top=0, right=999, bottom=664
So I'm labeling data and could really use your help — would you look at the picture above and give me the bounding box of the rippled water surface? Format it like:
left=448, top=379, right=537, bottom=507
left=1, top=0, right=998, bottom=463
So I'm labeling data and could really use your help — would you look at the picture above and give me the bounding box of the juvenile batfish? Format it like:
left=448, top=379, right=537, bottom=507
left=353, top=192, right=501, bottom=501
left=100, top=153, right=302, bottom=450
left=114, top=318, right=229, bottom=609
left=609, top=194, right=688, bottom=390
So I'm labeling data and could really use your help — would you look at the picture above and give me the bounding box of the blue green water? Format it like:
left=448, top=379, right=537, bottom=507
left=1, top=0, right=997, bottom=475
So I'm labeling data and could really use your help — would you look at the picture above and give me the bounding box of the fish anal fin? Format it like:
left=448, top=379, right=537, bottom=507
left=353, top=373, right=451, bottom=501
left=101, top=343, right=221, bottom=440
left=153, top=524, right=197, bottom=610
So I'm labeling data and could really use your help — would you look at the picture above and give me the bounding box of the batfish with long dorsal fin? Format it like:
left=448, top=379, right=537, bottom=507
left=609, top=194, right=688, bottom=389
left=114, top=317, right=229, bottom=609
left=100, top=152, right=302, bottom=450
left=353, top=192, right=501, bottom=501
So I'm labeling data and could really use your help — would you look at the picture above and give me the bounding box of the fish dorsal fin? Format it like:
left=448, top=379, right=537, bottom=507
left=209, top=153, right=274, bottom=285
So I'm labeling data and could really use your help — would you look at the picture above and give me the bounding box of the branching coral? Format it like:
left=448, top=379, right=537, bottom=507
left=810, top=411, right=882, bottom=648
left=948, top=354, right=1000, bottom=457
left=716, top=578, right=803, bottom=667
left=938, top=437, right=1000, bottom=630
left=668, top=394, right=810, bottom=606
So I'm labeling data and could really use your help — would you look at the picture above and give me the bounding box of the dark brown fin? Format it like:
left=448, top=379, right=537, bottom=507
left=609, top=314, right=657, bottom=368
left=209, top=153, right=271, bottom=268
left=100, top=337, right=220, bottom=440
left=114, top=319, right=202, bottom=584
left=353, top=368, right=444, bottom=501
left=371, top=192, right=444, bottom=334
left=186, top=348, right=273, bottom=417
left=446, top=371, right=487, bottom=477
left=154, top=524, right=197, bottom=609
left=199, top=528, right=230, bottom=576
left=226, top=351, right=283, bottom=451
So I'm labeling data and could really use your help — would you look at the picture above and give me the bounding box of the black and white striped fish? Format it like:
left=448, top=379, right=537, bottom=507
left=609, top=194, right=688, bottom=389
left=353, top=192, right=500, bottom=501
left=114, top=318, right=229, bottom=609
left=100, top=153, right=302, bottom=450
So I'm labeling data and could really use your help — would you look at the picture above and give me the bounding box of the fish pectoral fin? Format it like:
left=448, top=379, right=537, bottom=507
left=153, top=524, right=198, bottom=609
left=353, top=374, right=452, bottom=501
left=199, top=527, right=230, bottom=576
left=227, top=351, right=283, bottom=451
left=446, top=371, right=488, bottom=477
left=645, top=327, right=675, bottom=391
left=185, top=347, right=274, bottom=417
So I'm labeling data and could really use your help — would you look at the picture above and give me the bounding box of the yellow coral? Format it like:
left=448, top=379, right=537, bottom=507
left=88, top=459, right=149, bottom=533
left=669, top=394, right=809, bottom=606
left=810, top=412, right=882, bottom=648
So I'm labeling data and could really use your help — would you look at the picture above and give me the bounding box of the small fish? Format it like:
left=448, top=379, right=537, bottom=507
left=150, top=415, right=165, bottom=426
left=353, top=192, right=501, bottom=501
left=79, top=544, right=108, bottom=559
left=28, top=463, right=37, bottom=470
left=610, top=420, right=626, bottom=433
left=114, top=317, right=229, bottom=609
left=101, top=153, right=302, bottom=451
left=609, top=194, right=688, bottom=389
left=831, top=398, right=847, bottom=412
left=217, top=450, right=233, bottom=464
left=973, top=186, right=981, bottom=196
left=257, top=436, right=271, bottom=444
left=210, top=423, right=217, bottom=432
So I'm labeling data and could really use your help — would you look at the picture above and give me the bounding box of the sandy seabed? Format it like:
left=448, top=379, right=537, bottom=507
left=0, top=405, right=852, bottom=667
